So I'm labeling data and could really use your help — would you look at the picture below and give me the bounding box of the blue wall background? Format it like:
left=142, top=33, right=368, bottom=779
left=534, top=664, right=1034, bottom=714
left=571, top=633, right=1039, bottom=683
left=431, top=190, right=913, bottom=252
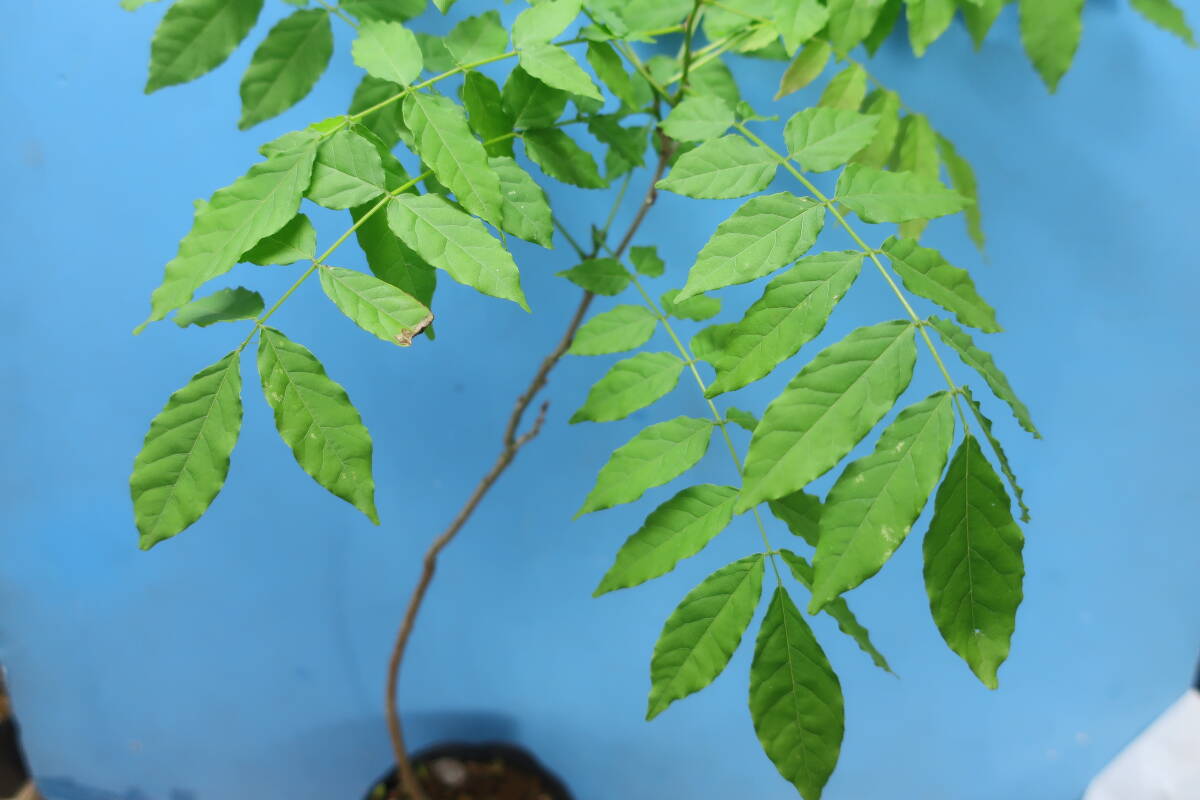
left=2, top=1, right=1198, bottom=798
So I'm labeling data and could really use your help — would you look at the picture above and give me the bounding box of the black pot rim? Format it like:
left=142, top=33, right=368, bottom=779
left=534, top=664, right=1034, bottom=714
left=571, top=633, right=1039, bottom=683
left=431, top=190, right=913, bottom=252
left=366, top=741, right=574, bottom=800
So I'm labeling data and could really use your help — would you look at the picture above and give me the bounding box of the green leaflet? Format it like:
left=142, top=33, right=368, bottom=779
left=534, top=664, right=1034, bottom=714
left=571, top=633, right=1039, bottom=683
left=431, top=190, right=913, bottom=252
left=923, top=436, right=1025, bottom=688
left=341, top=0, right=425, bottom=22
left=570, top=352, right=685, bottom=423
left=349, top=76, right=406, bottom=149
left=489, top=156, right=554, bottom=248
left=1131, top=0, right=1197, bottom=47
left=352, top=20, right=423, bottom=86
left=138, top=143, right=317, bottom=330
left=519, top=44, right=603, bottom=102
left=1018, top=0, right=1084, bottom=91
left=775, top=0, right=830, bottom=53
left=707, top=251, right=863, bottom=397
left=145, top=0, right=263, bottom=93
left=557, top=257, right=630, bottom=295
left=863, top=0, right=903, bottom=54
left=576, top=417, right=714, bottom=516
left=241, top=213, right=316, bottom=265
left=568, top=305, right=658, bottom=356
left=238, top=9, right=333, bottom=129
left=963, top=386, right=1030, bottom=523
left=416, top=32, right=456, bottom=73
left=661, top=290, right=721, bottom=322
left=461, top=73, right=515, bottom=159
left=691, top=323, right=736, bottom=367
left=726, top=406, right=760, bottom=433
left=929, top=316, right=1040, bottom=437
left=785, top=108, right=880, bottom=173
left=523, top=128, right=606, bottom=189
left=657, top=135, right=777, bottom=200
left=893, top=114, right=940, bottom=239
left=835, top=164, right=966, bottom=224
left=905, top=0, right=957, bottom=57
left=679, top=193, right=826, bottom=301
left=809, top=391, right=956, bottom=612
left=936, top=133, right=986, bottom=252
left=445, top=11, right=509, bottom=66
left=737, top=321, right=917, bottom=513
left=690, top=60, right=742, bottom=110
left=630, top=246, right=665, bottom=278
left=433, top=0, right=456, bottom=13
left=661, top=95, right=735, bottom=143
left=962, top=0, right=1009, bottom=49
left=513, top=0, right=582, bottom=47
left=595, top=485, right=739, bottom=595
left=502, top=66, right=568, bottom=129
left=749, top=587, right=844, bottom=800
left=586, top=41, right=644, bottom=109
left=818, top=63, right=868, bottom=110
left=122, top=0, right=162, bottom=10
left=174, top=286, right=264, bottom=327
left=588, top=116, right=649, bottom=176
left=882, top=237, right=1000, bottom=333
left=131, top=350, right=243, bottom=549
left=776, top=39, right=831, bottom=100
left=403, top=92, right=504, bottom=227
left=590, top=0, right=692, bottom=34
left=768, top=491, right=822, bottom=547
left=827, top=0, right=888, bottom=56
left=853, top=90, right=901, bottom=169
left=352, top=204, right=437, bottom=308
left=318, top=265, right=433, bottom=346
left=646, top=555, right=764, bottom=719
left=778, top=549, right=893, bottom=673
left=307, top=127, right=388, bottom=210
left=386, top=193, right=528, bottom=310
left=257, top=329, right=378, bottom=523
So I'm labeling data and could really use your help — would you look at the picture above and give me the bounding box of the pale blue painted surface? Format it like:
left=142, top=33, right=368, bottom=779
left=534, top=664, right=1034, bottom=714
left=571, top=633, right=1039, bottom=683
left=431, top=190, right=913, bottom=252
left=1, top=2, right=1198, bottom=798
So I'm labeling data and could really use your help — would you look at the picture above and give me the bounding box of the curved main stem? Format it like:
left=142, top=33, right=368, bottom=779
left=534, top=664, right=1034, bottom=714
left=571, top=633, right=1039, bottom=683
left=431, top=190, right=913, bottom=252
left=383, top=145, right=675, bottom=800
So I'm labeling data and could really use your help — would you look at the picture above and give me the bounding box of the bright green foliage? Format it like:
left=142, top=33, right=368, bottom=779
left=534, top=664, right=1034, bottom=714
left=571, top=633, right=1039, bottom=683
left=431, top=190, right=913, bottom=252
left=725, top=407, right=760, bottom=434
left=139, top=143, right=317, bottom=329
left=238, top=9, right=332, bottom=130
left=462, top=74, right=514, bottom=158
left=341, top=0, right=425, bottom=22
left=962, top=0, right=1008, bottom=48
left=352, top=205, right=437, bottom=308
left=1018, top=0, right=1084, bottom=91
left=131, top=350, right=243, bottom=549
left=258, top=328, right=378, bottom=523
left=768, top=491, right=822, bottom=547
left=174, top=287, right=264, bottom=327
left=776, top=0, right=830, bottom=54
left=827, top=0, right=888, bottom=56
left=595, top=485, right=739, bottom=595
left=576, top=417, right=714, bottom=516
left=586, top=42, right=641, bottom=108
left=776, top=39, right=831, bottom=100
left=818, top=63, right=868, bottom=110
left=349, top=76, right=407, bottom=148
left=242, top=214, right=316, bottom=266
left=307, top=128, right=388, bottom=209
left=557, top=257, right=631, bottom=295
left=777, top=549, right=893, bottom=673
left=630, top=246, right=665, bottom=278
left=445, top=12, right=509, bottom=66
left=519, top=44, right=602, bottom=102
left=963, top=386, right=1030, bottom=523
left=835, top=164, right=966, bottom=224
left=570, top=352, right=685, bottom=423
left=489, top=156, right=554, bottom=247
left=660, top=290, right=721, bottom=322
left=318, top=265, right=433, bottom=346
left=936, top=134, right=986, bottom=251
left=930, top=317, right=1040, bottom=438
left=512, top=0, right=581, bottom=48
left=785, top=108, right=880, bottom=173
left=386, top=193, right=528, bottom=310
left=403, top=92, right=503, bottom=226
left=854, top=90, right=901, bottom=169
left=882, top=238, right=1000, bottom=333
left=893, top=114, right=940, bottom=238
left=502, top=67, right=568, bottom=128
left=923, top=436, right=1024, bottom=688
left=647, top=555, right=765, bottom=719
left=738, top=321, right=917, bottom=513
left=906, top=0, right=957, bottom=57
left=523, top=128, right=607, bottom=189
left=658, top=135, right=777, bottom=199
left=145, top=0, right=263, bottom=93
left=568, top=305, right=658, bottom=356
left=352, top=20, right=423, bottom=86
left=679, top=193, right=826, bottom=300
left=661, top=95, right=735, bottom=142
left=749, top=587, right=844, bottom=800
left=707, top=252, right=863, bottom=397
left=1131, top=0, right=1197, bottom=46
left=809, top=391, right=955, bottom=611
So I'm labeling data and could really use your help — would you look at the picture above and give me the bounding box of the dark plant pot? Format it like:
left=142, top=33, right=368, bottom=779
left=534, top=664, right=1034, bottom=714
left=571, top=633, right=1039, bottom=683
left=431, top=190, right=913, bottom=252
left=364, top=742, right=574, bottom=800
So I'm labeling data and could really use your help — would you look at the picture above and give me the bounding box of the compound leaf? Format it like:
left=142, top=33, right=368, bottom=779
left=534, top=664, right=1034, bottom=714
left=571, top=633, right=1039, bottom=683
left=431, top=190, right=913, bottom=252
left=489, top=156, right=554, bottom=247
left=557, top=257, right=630, bottom=295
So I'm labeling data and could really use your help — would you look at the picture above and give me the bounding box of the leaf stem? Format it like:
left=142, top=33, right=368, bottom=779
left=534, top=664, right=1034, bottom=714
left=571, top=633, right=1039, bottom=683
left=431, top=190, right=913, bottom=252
left=312, top=0, right=358, bottom=29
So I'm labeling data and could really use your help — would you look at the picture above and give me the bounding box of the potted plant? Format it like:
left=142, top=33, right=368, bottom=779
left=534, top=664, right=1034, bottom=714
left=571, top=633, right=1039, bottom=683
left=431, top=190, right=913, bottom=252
left=123, top=0, right=1195, bottom=797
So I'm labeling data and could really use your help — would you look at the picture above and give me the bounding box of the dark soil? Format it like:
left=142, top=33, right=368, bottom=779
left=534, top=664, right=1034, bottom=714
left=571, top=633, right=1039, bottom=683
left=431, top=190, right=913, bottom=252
left=366, top=743, right=572, bottom=800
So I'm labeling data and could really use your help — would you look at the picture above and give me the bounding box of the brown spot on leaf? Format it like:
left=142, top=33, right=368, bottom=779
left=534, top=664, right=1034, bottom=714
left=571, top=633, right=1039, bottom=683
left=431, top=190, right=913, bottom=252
left=394, top=312, right=434, bottom=346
